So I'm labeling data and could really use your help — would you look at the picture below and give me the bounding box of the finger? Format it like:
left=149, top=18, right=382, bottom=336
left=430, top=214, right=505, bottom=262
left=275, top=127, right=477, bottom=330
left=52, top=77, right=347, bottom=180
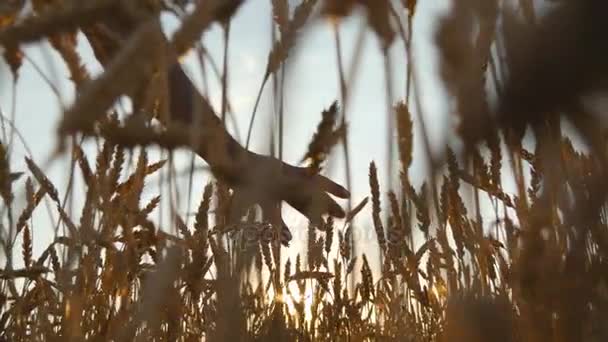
left=325, top=193, right=346, bottom=218
left=315, top=175, right=350, bottom=198
left=228, top=190, right=254, bottom=223
left=287, top=192, right=345, bottom=227
left=287, top=194, right=323, bottom=226
left=260, top=201, right=281, bottom=224
left=280, top=219, right=292, bottom=247
left=260, top=201, right=292, bottom=246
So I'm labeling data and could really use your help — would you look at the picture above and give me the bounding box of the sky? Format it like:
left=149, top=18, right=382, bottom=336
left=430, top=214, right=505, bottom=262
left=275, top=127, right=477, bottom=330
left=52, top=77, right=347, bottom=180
left=0, top=1, right=455, bottom=267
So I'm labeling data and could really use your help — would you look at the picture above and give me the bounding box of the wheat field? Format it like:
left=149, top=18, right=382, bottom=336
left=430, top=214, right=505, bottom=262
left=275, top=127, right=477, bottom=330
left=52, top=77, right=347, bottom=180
left=1, top=1, right=608, bottom=341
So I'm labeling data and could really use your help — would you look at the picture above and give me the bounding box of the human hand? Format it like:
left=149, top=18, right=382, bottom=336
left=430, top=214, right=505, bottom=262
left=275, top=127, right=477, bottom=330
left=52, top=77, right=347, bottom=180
left=226, top=151, right=349, bottom=245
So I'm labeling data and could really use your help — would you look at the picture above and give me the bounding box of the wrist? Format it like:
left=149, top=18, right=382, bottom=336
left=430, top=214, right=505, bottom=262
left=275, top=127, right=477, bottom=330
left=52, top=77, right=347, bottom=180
left=207, top=138, right=251, bottom=186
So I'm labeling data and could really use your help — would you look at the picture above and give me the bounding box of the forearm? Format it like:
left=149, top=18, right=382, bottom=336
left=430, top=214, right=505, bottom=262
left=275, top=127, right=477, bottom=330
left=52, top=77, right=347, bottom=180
left=167, top=63, right=250, bottom=184
left=82, top=20, right=251, bottom=184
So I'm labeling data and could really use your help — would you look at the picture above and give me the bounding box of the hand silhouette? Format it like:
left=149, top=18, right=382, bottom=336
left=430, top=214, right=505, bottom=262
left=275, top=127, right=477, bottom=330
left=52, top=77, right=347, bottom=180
left=74, top=19, right=350, bottom=246
left=225, top=151, right=349, bottom=245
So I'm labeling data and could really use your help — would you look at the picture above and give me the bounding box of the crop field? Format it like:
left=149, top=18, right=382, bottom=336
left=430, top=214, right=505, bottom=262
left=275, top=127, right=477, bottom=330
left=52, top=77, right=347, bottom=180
left=1, top=1, right=608, bottom=341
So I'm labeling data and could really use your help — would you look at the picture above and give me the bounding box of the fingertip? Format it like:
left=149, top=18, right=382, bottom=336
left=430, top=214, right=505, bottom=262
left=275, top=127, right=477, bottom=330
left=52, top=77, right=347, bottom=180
left=281, top=220, right=293, bottom=244
left=335, top=186, right=350, bottom=199
left=318, top=176, right=350, bottom=198
left=328, top=199, right=346, bottom=218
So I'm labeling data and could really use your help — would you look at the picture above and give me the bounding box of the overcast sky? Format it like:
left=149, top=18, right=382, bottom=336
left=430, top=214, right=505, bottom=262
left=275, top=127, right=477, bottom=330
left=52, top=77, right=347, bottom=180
left=0, top=1, right=455, bottom=265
